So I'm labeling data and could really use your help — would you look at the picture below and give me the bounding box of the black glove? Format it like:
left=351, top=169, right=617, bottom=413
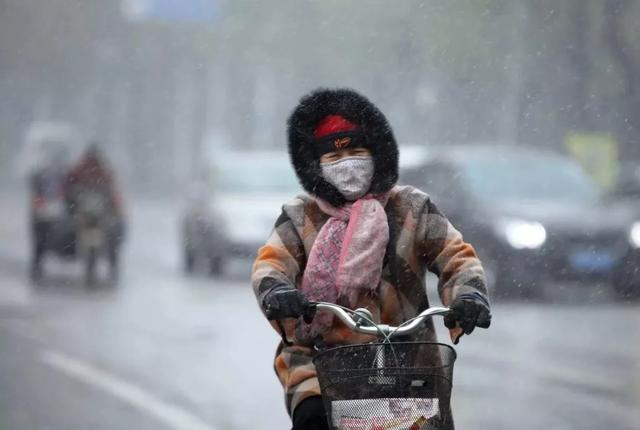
left=263, top=284, right=311, bottom=321
left=444, top=292, right=491, bottom=343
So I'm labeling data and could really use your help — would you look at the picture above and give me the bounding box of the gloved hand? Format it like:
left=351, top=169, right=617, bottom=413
left=444, top=292, right=491, bottom=344
left=263, top=284, right=311, bottom=321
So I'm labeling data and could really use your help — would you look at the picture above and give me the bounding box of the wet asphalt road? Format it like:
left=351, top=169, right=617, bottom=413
left=0, top=193, right=639, bottom=430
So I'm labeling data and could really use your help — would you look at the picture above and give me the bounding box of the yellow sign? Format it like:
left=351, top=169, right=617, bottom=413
left=566, top=133, right=618, bottom=190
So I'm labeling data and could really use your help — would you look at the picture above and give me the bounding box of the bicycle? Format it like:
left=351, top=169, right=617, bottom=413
left=308, top=302, right=456, bottom=430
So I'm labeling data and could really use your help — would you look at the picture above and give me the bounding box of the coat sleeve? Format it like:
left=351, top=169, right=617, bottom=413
left=251, top=205, right=306, bottom=316
left=414, top=196, right=489, bottom=307
left=252, top=204, right=322, bottom=415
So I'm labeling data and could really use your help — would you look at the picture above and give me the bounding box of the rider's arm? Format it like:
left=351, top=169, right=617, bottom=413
left=108, top=174, right=124, bottom=216
left=414, top=196, right=489, bottom=307
left=252, top=203, right=306, bottom=318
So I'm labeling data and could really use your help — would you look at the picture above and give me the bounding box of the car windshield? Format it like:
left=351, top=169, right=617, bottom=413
left=460, top=151, right=601, bottom=204
left=213, top=155, right=300, bottom=194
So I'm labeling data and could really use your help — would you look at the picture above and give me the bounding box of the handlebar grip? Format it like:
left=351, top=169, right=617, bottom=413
left=264, top=305, right=275, bottom=320
left=300, top=302, right=316, bottom=324
left=264, top=302, right=317, bottom=322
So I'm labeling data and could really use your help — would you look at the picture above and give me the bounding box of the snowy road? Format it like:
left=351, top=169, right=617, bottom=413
left=1, top=190, right=639, bottom=430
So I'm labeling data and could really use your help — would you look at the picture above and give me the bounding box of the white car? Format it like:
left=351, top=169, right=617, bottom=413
left=181, top=151, right=300, bottom=275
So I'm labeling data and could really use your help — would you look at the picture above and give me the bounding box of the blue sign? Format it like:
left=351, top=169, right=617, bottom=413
left=122, top=0, right=218, bottom=23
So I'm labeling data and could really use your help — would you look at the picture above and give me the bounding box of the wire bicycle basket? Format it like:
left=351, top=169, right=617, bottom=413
left=313, top=342, right=456, bottom=430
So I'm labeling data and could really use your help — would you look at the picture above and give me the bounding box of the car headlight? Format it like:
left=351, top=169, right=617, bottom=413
left=503, top=220, right=547, bottom=249
left=629, top=222, right=640, bottom=248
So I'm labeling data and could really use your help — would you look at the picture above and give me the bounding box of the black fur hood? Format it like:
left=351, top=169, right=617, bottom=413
left=287, top=88, right=399, bottom=207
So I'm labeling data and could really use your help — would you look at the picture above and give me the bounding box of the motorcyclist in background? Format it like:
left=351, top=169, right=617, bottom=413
left=64, top=142, right=125, bottom=280
left=252, top=88, right=492, bottom=430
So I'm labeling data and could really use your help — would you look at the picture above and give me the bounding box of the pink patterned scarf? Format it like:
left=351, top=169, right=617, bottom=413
left=301, top=192, right=392, bottom=336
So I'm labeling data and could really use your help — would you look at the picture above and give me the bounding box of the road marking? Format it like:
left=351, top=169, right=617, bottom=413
left=40, top=349, right=217, bottom=430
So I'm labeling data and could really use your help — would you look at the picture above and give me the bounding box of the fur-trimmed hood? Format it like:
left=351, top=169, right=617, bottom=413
left=287, top=88, right=399, bottom=206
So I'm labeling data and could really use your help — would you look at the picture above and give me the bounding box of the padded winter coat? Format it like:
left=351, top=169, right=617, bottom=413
left=252, top=185, right=488, bottom=419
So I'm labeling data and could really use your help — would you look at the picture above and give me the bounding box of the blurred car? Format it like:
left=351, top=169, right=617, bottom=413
left=609, top=161, right=640, bottom=201
left=400, top=145, right=640, bottom=299
left=181, top=151, right=300, bottom=275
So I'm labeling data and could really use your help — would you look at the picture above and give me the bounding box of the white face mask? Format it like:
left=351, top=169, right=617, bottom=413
left=321, top=156, right=374, bottom=201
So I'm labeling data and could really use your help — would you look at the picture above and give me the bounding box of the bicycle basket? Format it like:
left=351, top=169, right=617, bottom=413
left=313, top=342, right=456, bottom=430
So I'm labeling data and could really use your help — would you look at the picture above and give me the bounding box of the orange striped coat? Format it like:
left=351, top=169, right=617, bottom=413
left=252, top=185, right=487, bottom=416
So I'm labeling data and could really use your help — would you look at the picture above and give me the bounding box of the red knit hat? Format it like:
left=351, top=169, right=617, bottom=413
left=313, top=115, right=359, bottom=138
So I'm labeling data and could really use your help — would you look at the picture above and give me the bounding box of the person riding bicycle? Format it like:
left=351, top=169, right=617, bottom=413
left=251, top=88, right=492, bottom=430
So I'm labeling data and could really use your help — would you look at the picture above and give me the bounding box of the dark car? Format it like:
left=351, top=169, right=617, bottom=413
left=400, top=145, right=640, bottom=300
left=610, top=161, right=640, bottom=201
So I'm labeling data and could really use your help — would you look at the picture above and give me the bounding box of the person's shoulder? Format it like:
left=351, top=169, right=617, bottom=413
left=279, top=194, right=319, bottom=227
left=282, top=193, right=312, bottom=209
left=391, top=184, right=432, bottom=207
left=281, top=193, right=321, bottom=215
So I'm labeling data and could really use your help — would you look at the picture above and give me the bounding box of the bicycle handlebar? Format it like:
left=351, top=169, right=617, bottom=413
left=310, top=302, right=450, bottom=338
